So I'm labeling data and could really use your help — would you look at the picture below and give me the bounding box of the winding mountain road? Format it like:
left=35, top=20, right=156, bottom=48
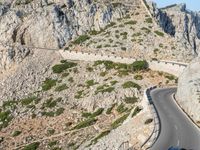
left=150, top=88, right=200, bottom=150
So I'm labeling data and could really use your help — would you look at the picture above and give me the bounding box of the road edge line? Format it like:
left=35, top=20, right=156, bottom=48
left=172, top=94, right=200, bottom=131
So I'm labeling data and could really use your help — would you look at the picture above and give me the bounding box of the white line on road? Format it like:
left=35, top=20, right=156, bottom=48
left=177, top=140, right=180, bottom=146
left=174, top=125, right=178, bottom=130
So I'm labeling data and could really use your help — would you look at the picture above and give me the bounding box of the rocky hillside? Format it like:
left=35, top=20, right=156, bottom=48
left=0, top=0, right=127, bottom=49
left=177, top=58, right=200, bottom=127
left=150, top=3, right=200, bottom=56
left=0, top=0, right=199, bottom=149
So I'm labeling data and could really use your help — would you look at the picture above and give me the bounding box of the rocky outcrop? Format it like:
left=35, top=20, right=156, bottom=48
left=0, top=0, right=127, bottom=49
left=150, top=3, right=200, bottom=56
left=177, top=57, right=200, bottom=125
left=0, top=43, right=30, bottom=73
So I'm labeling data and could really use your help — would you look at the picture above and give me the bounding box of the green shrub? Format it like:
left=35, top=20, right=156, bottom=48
left=86, top=80, right=98, bottom=88
left=154, top=30, right=164, bottom=37
left=48, top=141, right=57, bottom=148
left=100, top=71, right=107, bottom=77
left=12, top=130, right=22, bottom=137
left=52, top=61, right=77, bottom=74
left=145, top=18, right=152, bottom=23
left=75, top=90, right=84, bottom=99
left=122, top=81, right=141, bottom=90
left=72, top=118, right=97, bottom=130
left=106, top=104, right=116, bottom=114
left=55, top=84, right=68, bottom=92
left=116, top=104, right=128, bottom=114
left=73, top=35, right=90, bottom=44
left=112, top=2, right=122, bottom=8
left=165, top=75, right=176, bottom=80
left=111, top=113, right=129, bottom=129
left=124, top=96, right=138, bottom=104
left=43, top=98, right=57, bottom=108
left=91, top=108, right=104, bottom=118
left=0, top=111, right=12, bottom=130
left=82, top=108, right=104, bottom=118
left=124, top=20, right=137, bottom=25
left=21, top=96, right=37, bottom=106
left=110, top=80, right=118, bottom=86
left=55, top=108, right=65, bottom=116
left=22, top=142, right=40, bottom=150
left=92, top=130, right=110, bottom=144
left=145, top=118, right=153, bottom=124
left=121, top=47, right=127, bottom=51
left=141, top=27, right=151, bottom=34
left=86, top=67, right=93, bottom=72
left=134, top=75, right=143, bottom=80
left=132, top=106, right=142, bottom=117
left=3, top=100, right=18, bottom=109
left=130, top=60, right=148, bottom=71
left=42, top=78, right=57, bottom=91
left=47, top=129, right=55, bottom=136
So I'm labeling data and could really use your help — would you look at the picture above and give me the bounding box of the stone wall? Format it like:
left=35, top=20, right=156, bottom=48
left=58, top=50, right=188, bottom=77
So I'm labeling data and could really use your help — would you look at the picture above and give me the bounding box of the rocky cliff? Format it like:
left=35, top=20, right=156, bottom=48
left=150, top=3, right=200, bottom=56
left=177, top=58, right=200, bottom=126
left=0, top=0, right=127, bottom=49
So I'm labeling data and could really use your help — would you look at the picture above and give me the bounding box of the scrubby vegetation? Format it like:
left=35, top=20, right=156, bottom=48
left=42, top=78, right=57, bottom=91
left=154, top=30, right=164, bottom=37
left=122, top=81, right=141, bottom=90
left=52, top=61, right=77, bottom=74
left=72, top=118, right=97, bottom=130
left=73, top=35, right=90, bottom=45
left=111, top=113, right=129, bottom=129
left=22, top=142, right=40, bottom=150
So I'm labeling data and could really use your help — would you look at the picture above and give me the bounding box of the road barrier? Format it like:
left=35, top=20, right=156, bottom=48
left=59, top=50, right=188, bottom=77
left=141, top=86, right=161, bottom=149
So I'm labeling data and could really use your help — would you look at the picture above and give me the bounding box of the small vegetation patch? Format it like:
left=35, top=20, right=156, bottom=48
left=106, top=104, right=116, bottom=114
left=116, top=104, right=128, bottom=114
left=124, top=96, right=138, bottom=104
left=82, top=108, right=104, bottom=118
left=145, top=18, right=153, bottom=23
left=122, top=81, right=141, bottom=90
left=55, top=84, right=68, bottom=92
left=124, top=20, right=137, bottom=25
left=131, top=60, right=148, bottom=71
left=111, top=113, right=129, bottom=129
left=145, top=118, right=153, bottom=124
left=73, top=35, right=90, bottom=45
left=134, top=75, right=143, bottom=80
left=0, top=111, right=12, bottom=130
left=132, top=106, right=142, bottom=117
left=154, top=30, right=164, bottom=37
left=43, top=98, right=57, bottom=108
left=75, top=90, right=84, bottom=99
left=72, top=118, right=97, bottom=130
left=21, top=96, right=37, bottom=106
left=22, top=142, right=40, bottom=150
left=42, top=78, right=57, bottom=91
left=91, top=130, right=111, bottom=144
left=52, top=61, right=77, bottom=74
left=12, top=130, right=22, bottom=137
left=86, top=80, right=98, bottom=88
left=95, top=84, right=115, bottom=94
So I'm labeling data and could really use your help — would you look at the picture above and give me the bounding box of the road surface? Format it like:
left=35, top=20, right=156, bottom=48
left=150, top=88, right=200, bottom=150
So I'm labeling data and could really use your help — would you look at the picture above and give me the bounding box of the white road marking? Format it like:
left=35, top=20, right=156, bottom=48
left=177, top=140, right=180, bottom=146
left=174, top=125, right=178, bottom=130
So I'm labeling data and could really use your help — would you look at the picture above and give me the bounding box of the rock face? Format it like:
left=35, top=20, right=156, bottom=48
left=0, top=43, right=30, bottom=73
left=0, top=0, right=127, bottom=49
left=150, top=3, right=200, bottom=56
left=177, top=57, right=200, bottom=125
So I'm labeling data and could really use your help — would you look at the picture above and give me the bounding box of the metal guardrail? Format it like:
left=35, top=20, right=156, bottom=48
left=140, top=86, right=160, bottom=149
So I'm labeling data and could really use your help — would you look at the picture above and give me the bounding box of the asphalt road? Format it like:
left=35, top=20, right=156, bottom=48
left=150, top=88, right=200, bottom=150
